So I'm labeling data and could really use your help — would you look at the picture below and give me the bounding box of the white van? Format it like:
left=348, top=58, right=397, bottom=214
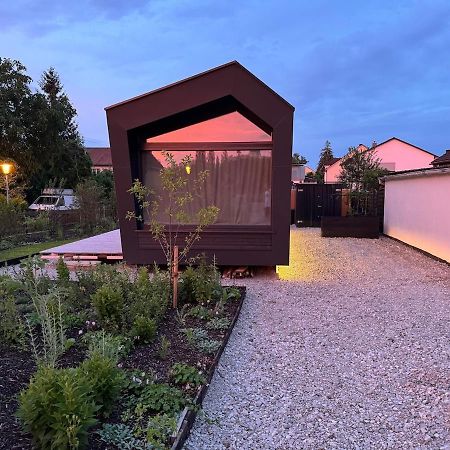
left=29, top=188, right=78, bottom=211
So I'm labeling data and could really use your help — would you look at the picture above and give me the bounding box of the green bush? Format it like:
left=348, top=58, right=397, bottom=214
left=130, top=315, right=157, bottom=344
left=182, top=327, right=221, bottom=355
left=56, top=256, right=70, bottom=283
left=178, top=260, right=222, bottom=306
left=0, top=278, right=26, bottom=347
left=17, top=366, right=98, bottom=450
left=146, top=414, right=177, bottom=449
left=135, top=383, right=187, bottom=415
left=91, top=284, right=124, bottom=332
left=170, top=363, right=205, bottom=388
left=80, top=352, right=125, bottom=417
left=206, top=317, right=231, bottom=331
left=97, top=423, right=148, bottom=450
left=82, top=330, right=131, bottom=363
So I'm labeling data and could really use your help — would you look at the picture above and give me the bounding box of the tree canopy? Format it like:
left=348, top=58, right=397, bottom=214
left=315, top=140, right=335, bottom=183
left=0, top=58, right=91, bottom=201
left=292, top=153, right=308, bottom=165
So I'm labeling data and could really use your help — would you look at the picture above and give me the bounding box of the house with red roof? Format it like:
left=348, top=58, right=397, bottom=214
left=86, top=147, right=113, bottom=173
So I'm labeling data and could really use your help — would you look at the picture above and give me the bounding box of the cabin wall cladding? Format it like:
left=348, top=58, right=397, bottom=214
left=383, top=169, right=450, bottom=262
left=105, top=62, right=294, bottom=266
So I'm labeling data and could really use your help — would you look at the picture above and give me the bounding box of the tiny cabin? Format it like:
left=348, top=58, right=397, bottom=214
left=105, top=61, right=294, bottom=266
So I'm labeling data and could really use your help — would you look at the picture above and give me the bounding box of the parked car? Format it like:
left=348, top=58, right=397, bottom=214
left=29, top=188, right=78, bottom=211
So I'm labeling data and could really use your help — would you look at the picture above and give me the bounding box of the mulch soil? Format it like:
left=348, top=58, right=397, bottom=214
left=0, top=286, right=245, bottom=450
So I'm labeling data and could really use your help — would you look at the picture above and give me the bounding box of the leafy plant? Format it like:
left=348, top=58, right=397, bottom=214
left=80, top=352, right=125, bottom=417
left=188, top=305, right=213, bottom=320
left=82, top=330, right=131, bottom=363
left=182, top=327, right=221, bottom=354
left=135, top=383, right=187, bottom=415
left=56, top=256, right=70, bottom=283
left=97, top=423, right=150, bottom=450
left=146, top=414, right=177, bottom=449
left=91, top=284, right=124, bottom=332
left=17, top=366, right=98, bottom=450
left=158, top=335, right=171, bottom=359
left=170, top=363, right=205, bottom=388
left=206, top=317, right=231, bottom=331
left=175, top=304, right=191, bottom=326
left=0, top=287, right=26, bottom=347
left=130, top=315, right=157, bottom=344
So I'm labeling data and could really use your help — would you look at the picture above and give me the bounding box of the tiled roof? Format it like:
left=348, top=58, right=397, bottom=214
left=86, top=147, right=112, bottom=166
left=431, top=150, right=450, bottom=167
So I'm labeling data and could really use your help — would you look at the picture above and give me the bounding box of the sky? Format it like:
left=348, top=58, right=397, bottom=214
left=1, top=0, right=450, bottom=166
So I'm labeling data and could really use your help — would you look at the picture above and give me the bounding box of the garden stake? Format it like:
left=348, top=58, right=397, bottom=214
left=173, top=245, right=179, bottom=309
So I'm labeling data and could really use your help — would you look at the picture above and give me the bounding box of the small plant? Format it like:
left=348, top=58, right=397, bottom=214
left=0, top=292, right=26, bottom=348
left=146, top=414, right=177, bottom=449
left=158, top=335, right=171, bottom=359
left=206, top=317, right=231, bottom=331
left=175, top=304, right=191, bottom=326
left=80, top=352, right=125, bottom=417
left=56, top=256, right=70, bottom=283
left=182, top=327, right=221, bottom=354
left=91, top=284, right=124, bottom=332
left=17, top=366, right=98, bottom=450
left=170, top=363, right=205, bottom=388
left=97, top=423, right=149, bottom=450
left=82, top=330, right=132, bottom=363
left=130, top=315, right=157, bottom=344
left=188, top=305, right=213, bottom=320
left=135, top=383, right=187, bottom=415
left=26, top=287, right=67, bottom=367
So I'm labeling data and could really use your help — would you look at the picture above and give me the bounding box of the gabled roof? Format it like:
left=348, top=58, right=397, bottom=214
left=86, top=147, right=112, bottom=166
left=374, top=137, right=436, bottom=157
left=105, top=61, right=294, bottom=111
left=431, top=150, right=450, bottom=167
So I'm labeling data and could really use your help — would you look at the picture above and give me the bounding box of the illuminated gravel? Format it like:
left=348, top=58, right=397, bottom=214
left=185, top=228, right=450, bottom=450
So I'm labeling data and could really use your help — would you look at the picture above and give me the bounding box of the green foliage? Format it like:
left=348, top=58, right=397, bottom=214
left=0, top=290, right=26, bottom=347
left=130, top=315, right=157, bottom=344
left=179, top=260, right=222, bottom=306
left=91, top=284, right=124, bottom=332
left=292, top=153, right=307, bottom=165
left=188, top=305, right=214, bottom=320
left=316, top=140, right=335, bottom=183
left=170, top=363, right=205, bottom=388
left=97, top=423, right=149, bottom=450
left=158, top=335, right=171, bottom=359
left=17, top=366, right=98, bottom=450
left=80, top=352, right=125, bottom=417
left=206, top=317, right=231, bottom=331
left=56, top=256, right=70, bottom=282
left=82, top=330, right=131, bottom=363
left=146, top=414, right=177, bottom=449
left=182, top=327, right=221, bottom=354
left=134, top=383, right=187, bottom=415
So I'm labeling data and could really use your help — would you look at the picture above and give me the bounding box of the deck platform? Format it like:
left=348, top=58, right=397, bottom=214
left=40, top=229, right=123, bottom=262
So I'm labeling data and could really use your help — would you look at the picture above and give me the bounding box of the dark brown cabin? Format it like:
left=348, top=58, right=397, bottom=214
left=105, top=61, right=294, bottom=266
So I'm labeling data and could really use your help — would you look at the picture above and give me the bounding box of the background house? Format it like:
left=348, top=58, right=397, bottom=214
left=324, top=138, right=436, bottom=183
left=86, top=147, right=113, bottom=173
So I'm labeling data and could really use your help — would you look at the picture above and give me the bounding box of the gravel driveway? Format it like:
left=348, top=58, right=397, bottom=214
left=185, top=228, right=450, bottom=450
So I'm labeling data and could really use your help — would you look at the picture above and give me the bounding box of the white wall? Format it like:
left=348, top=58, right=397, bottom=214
left=384, top=170, right=450, bottom=262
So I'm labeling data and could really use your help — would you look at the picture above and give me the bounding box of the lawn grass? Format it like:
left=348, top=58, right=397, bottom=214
left=0, top=239, right=76, bottom=263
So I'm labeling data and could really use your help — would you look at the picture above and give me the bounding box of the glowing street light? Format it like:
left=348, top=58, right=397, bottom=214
left=1, top=162, right=13, bottom=204
left=185, top=164, right=191, bottom=175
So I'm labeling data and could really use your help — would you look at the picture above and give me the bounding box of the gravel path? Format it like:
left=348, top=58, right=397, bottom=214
left=185, top=228, right=450, bottom=450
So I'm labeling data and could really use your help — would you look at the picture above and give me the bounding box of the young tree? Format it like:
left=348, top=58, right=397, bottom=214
left=338, top=147, right=388, bottom=215
left=316, top=140, right=335, bottom=183
left=292, top=153, right=308, bottom=165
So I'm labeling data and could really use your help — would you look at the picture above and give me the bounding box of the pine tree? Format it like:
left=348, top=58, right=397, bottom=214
left=315, top=140, right=334, bottom=183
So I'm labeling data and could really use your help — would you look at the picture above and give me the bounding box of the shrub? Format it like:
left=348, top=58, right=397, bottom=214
left=17, top=366, right=98, bottom=450
left=91, top=284, right=124, bottom=332
left=130, top=315, right=157, bottom=344
left=82, top=330, right=132, bottom=363
left=178, top=260, right=222, bottom=306
left=188, top=305, right=213, bottom=321
left=80, top=352, right=125, bottom=417
left=56, top=256, right=70, bottom=283
left=158, top=335, right=171, bottom=359
left=182, top=327, right=221, bottom=355
left=170, top=363, right=205, bottom=388
left=0, top=279, right=26, bottom=347
left=146, top=414, right=177, bottom=449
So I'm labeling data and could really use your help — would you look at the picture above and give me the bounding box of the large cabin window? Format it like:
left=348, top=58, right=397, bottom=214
left=141, top=112, right=272, bottom=226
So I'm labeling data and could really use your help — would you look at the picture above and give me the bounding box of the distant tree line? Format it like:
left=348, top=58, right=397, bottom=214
left=0, top=57, right=91, bottom=201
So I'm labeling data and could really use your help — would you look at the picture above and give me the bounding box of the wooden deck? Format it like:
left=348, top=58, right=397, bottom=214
left=40, top=229, right=123, bottom=261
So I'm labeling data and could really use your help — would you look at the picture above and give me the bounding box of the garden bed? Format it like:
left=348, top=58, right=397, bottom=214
left=0, top=259, right=245, bottom=449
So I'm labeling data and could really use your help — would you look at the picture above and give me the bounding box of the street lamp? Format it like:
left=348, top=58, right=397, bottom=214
left=1, top=163, right=12, bottom=204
